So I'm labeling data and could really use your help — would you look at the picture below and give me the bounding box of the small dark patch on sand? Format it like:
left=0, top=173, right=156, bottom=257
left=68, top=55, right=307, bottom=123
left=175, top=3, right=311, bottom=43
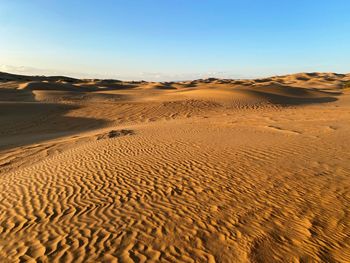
left=97, top=129, right=135, bottom=140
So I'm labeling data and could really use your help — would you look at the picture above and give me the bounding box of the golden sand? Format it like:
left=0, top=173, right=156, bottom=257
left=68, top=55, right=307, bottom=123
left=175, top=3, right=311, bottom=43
left=0, top=72, right=349, bottom=262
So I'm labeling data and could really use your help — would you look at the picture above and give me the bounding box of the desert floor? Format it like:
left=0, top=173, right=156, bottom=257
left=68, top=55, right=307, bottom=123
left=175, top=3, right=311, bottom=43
left=0, top=72, right=349, bottom=262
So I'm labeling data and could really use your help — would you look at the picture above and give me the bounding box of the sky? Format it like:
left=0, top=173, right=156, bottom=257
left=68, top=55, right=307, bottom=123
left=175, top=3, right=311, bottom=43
left=0, top=0, right=349, bottom=81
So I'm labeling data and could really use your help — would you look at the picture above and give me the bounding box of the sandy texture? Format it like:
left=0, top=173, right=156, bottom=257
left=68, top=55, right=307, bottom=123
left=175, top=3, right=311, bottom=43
left=0, top=72, right=350, bottom=262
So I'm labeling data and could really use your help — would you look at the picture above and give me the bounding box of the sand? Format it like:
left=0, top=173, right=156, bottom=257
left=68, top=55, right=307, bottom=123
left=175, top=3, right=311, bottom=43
left=0, top=72, right=349, bottom=262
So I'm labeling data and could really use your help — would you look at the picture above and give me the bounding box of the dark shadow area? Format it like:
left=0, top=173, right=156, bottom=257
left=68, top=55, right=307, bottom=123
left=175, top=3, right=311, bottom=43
left=155, top=84, right=177, bottom=90
left=247, top=89, right=338, bottom=106
left=295, top=76, right=310, bottom=81
left=0, top=89, right=36, bottom=102
left=20, top=81, right=100, bottom=92
left=343, top=81, right=350, bottom=89
left=98, top=83, right=139, bottom=90
left=309, top=89, right=343, bottom=95
left=184, top=82, right=198, bottom=88
left=254, top=78, right=273, bottom=83
left=0, top=102, right=109, bottom=151
left=96, top=129, right=135, bottom=140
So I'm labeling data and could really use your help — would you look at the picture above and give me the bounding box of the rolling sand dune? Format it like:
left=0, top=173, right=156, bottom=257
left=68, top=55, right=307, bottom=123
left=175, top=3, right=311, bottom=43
left=0, top=71, right=350, bottom=262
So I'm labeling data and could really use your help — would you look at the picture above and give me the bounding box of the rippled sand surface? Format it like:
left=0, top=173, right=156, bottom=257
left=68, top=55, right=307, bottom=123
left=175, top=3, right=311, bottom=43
left=0, top=72, right=349, bottom=262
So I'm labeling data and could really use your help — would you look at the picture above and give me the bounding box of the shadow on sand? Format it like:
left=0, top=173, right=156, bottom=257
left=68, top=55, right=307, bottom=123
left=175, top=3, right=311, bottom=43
left=0, top=101, right=109, bottom=151
left=247, top=88, right=339, bottom=106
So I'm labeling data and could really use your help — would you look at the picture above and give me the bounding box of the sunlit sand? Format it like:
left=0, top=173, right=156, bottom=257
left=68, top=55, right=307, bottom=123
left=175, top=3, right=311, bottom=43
left=1, top=72, right=349, bottom=262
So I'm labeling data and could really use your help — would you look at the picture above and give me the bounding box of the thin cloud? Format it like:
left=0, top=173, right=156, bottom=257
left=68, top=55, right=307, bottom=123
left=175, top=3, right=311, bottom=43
left=1, top=64, right=257, bottom=81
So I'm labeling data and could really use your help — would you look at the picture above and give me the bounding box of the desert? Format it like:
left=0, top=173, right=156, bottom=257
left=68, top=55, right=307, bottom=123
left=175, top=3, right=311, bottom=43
left=0, top=71, right=349, bottom=262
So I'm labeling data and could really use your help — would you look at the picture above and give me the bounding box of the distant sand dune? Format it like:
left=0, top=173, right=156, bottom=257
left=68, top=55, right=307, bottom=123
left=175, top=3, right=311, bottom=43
left=18, top=81, right=94, bottom=92
left=0, top=71, right=349, bottom=262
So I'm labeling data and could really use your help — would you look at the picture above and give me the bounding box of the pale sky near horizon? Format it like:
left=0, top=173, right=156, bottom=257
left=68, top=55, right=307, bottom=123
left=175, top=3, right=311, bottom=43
left=0, top=0, right=349, bottom=81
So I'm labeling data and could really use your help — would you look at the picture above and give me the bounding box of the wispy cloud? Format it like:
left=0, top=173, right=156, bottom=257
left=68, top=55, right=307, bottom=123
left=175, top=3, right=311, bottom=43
left=1, top=64, right=255, bottom=81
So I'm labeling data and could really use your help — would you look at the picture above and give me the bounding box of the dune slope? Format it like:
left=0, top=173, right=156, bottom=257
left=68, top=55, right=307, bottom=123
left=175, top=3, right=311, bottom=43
left=0, top=72, right=349, bottom=262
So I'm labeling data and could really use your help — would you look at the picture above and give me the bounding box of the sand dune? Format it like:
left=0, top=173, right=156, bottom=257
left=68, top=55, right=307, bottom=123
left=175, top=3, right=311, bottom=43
left=18, top=81, right=84, bottom=92
left=0, top=71, right=349, bottom=262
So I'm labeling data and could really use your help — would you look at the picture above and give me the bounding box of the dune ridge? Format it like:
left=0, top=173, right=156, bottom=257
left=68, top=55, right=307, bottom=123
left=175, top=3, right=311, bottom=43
left=0, top=71, right=350, bottom=262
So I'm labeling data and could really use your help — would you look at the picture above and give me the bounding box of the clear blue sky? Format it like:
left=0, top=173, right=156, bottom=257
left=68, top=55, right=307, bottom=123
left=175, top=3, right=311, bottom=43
left=0, top=0, right=349, bottom=81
